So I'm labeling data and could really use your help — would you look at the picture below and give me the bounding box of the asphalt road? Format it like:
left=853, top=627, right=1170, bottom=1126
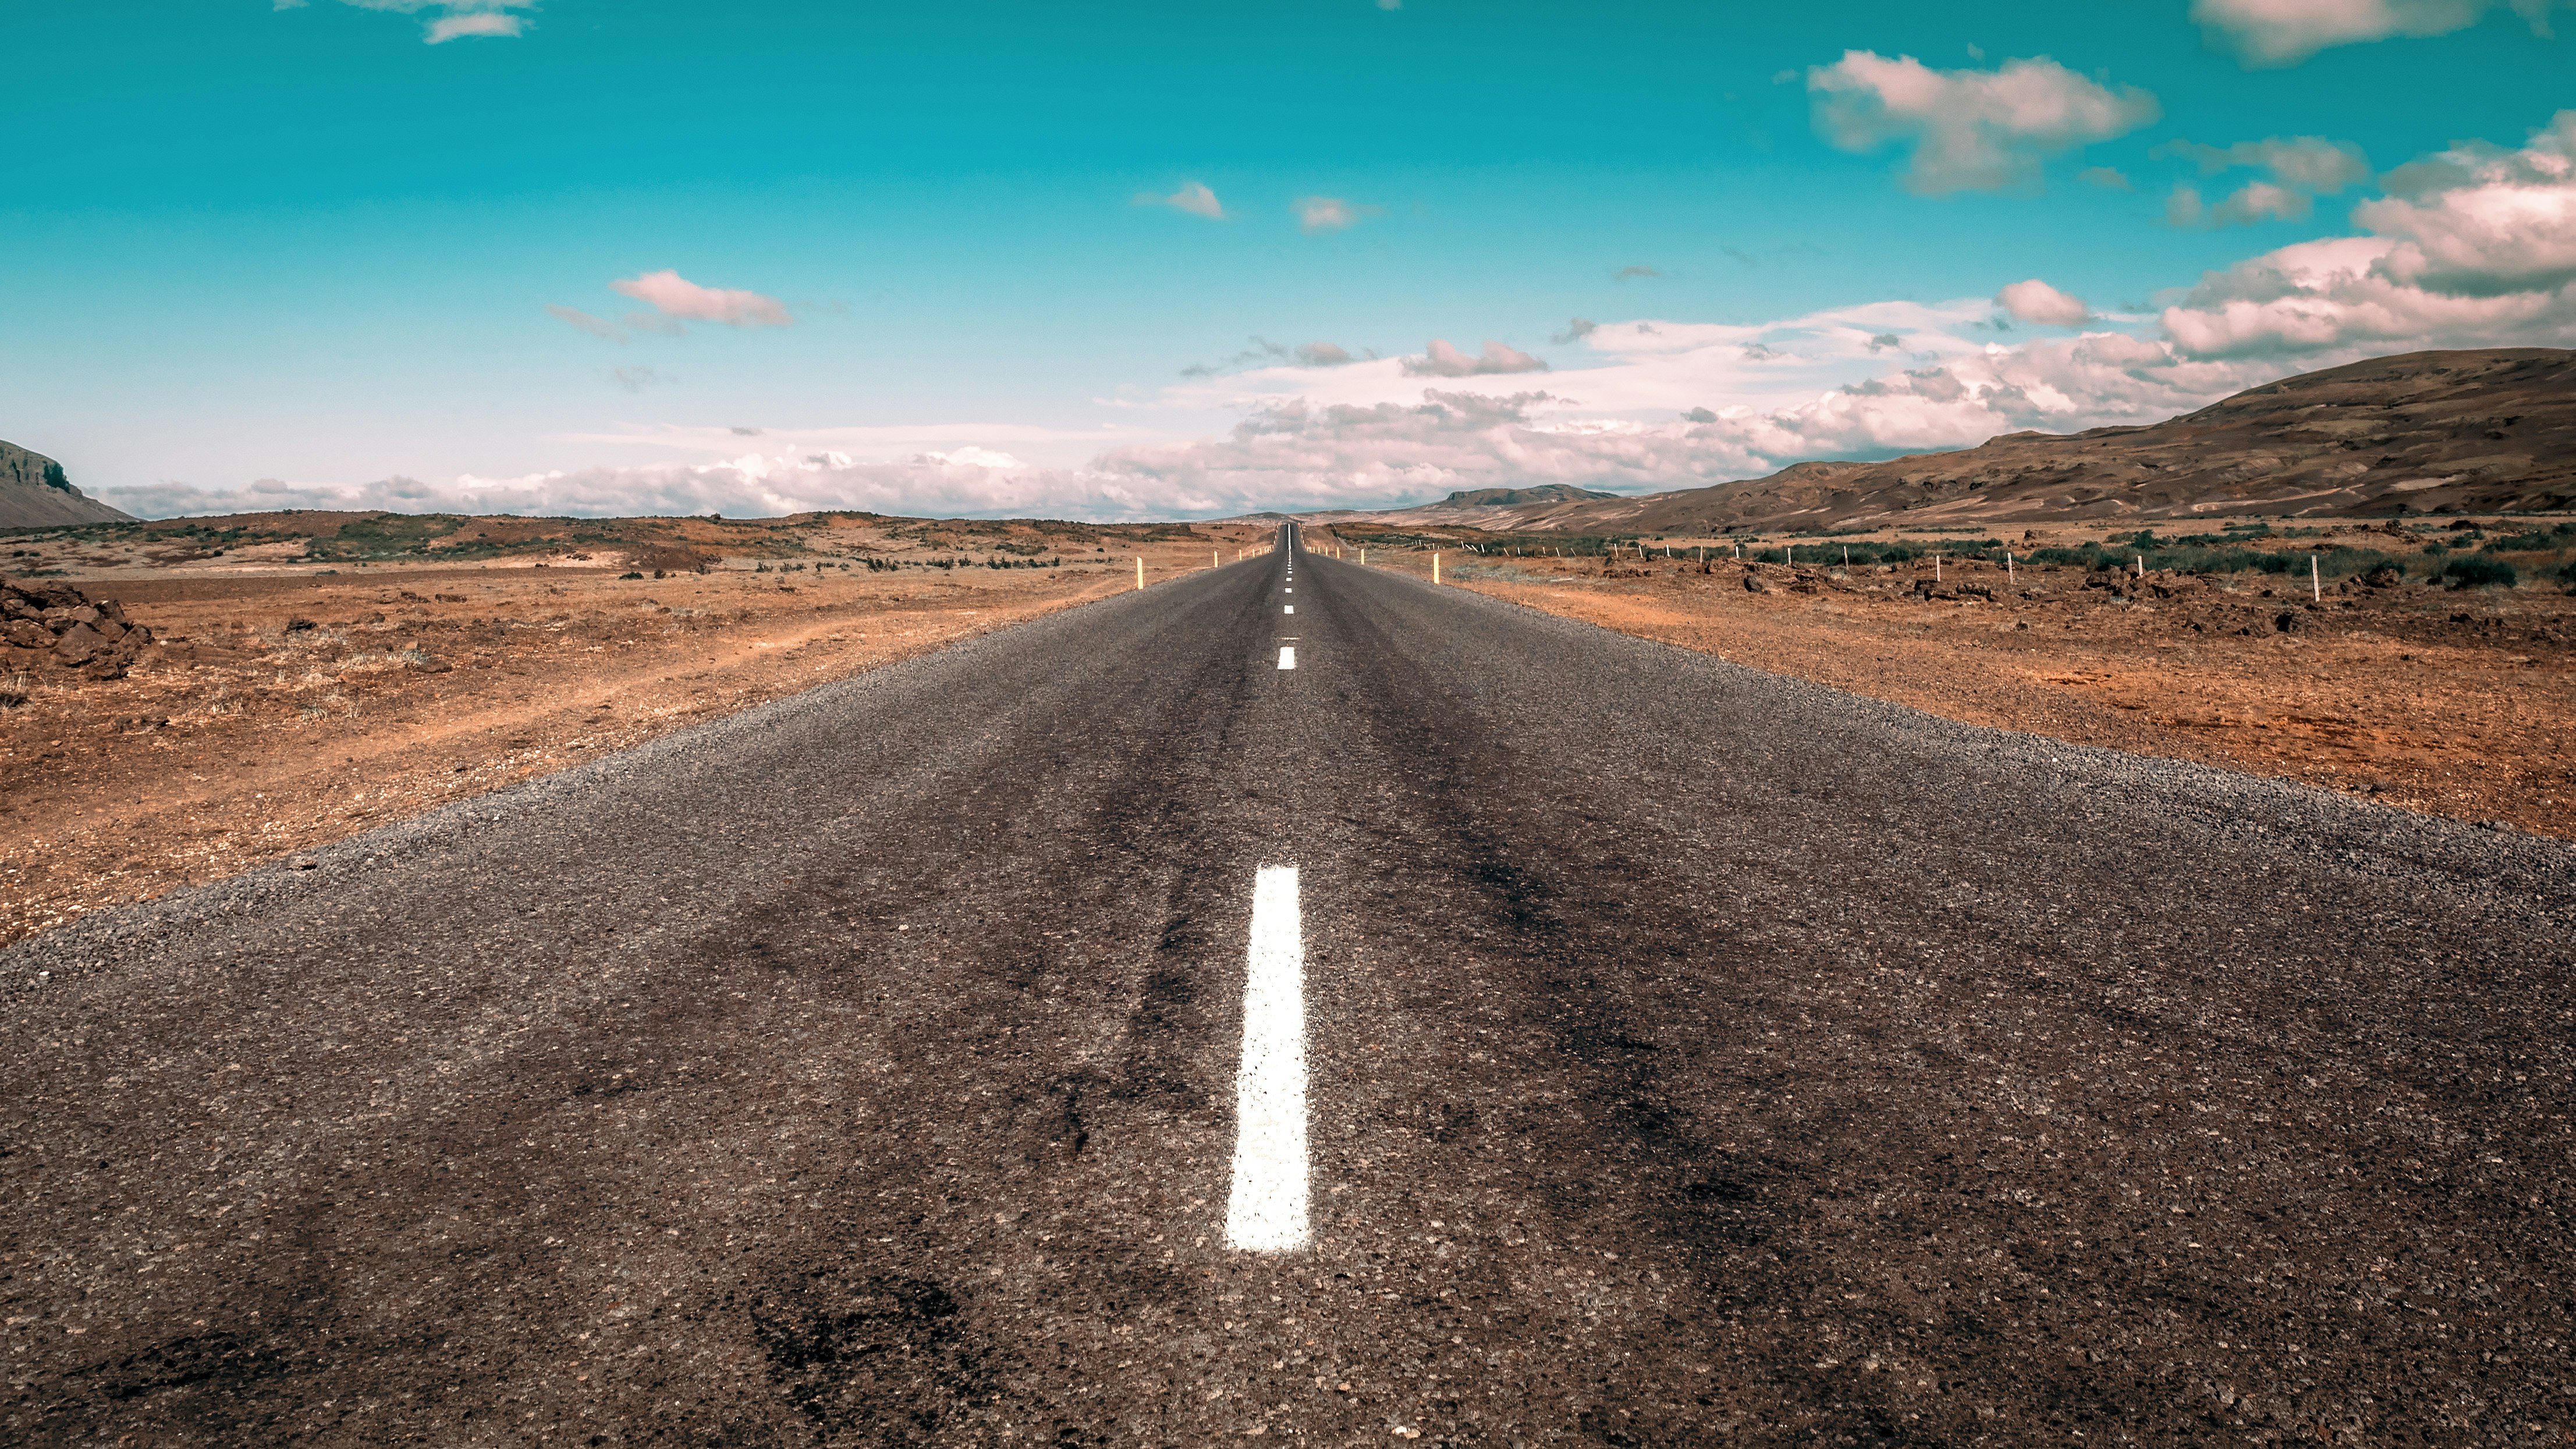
left=5, top=527, right=2573, bottom=1447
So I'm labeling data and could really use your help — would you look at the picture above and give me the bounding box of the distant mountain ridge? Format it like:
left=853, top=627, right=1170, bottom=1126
left=0, top=441, right=133, bottom=528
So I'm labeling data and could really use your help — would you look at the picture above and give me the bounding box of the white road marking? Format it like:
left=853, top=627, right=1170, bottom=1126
left=1226, top=865, right=1308, bottom=1252
left=1284, top=605, right=1293, bottom=614
left=1278, top=645, right=1296, bottom=669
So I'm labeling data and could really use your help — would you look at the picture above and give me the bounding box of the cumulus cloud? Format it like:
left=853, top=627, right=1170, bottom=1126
left=1996, top=278, right=2092, bottom=325
left=2158, top=134, right=2372, bottom=227
left=2162, top=110, right=2576, bottom=354
left=1552, top=318, right=1599, bottom=344
left=1807, top=50, right=2160, bottom=194
left=293, top=0, right=538, bottom=44
left=1137, top=181, right=1226, bottom=219
left=608, top=270, right=793, bottom=328
left=1401, top=339, right=1549, bottom=377
left=2191, top=0, right=2568, bottom=65
left=1295, top=196, right=1373, bottom=234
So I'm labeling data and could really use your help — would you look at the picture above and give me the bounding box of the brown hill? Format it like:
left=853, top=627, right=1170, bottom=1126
left=0, top=441, right=133, bottom=528
left=1532, top=348, right=2576, bottom=532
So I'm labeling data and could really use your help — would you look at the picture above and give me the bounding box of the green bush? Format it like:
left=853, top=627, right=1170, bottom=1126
left=2443, top=556, right=2517, bottom=588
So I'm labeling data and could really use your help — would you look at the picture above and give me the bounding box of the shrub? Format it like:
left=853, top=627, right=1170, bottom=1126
left=2443, top=556, right=2517, bottom=589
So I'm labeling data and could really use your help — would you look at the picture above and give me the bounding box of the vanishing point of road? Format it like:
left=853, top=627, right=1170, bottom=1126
left=5, top=526, right=2571, bottom=1446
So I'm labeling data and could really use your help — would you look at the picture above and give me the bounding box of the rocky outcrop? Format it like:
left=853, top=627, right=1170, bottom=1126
left=1, top=577, right=154, bottom=678
left=0, top=442, right=134, bottom=528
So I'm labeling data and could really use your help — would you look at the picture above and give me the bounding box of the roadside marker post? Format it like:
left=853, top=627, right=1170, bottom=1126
left=1136, top=557, right=1145, bottom=591
left=2312, top=555, right=2321, bottom=601
left=1432, top=553, right=1440, bottom=584
left=2135, top=554, right=2144, bottom=579
left=2007, top=551, right=2015, bottom=585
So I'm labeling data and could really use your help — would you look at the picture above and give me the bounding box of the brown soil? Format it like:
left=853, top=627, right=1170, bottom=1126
left=1396, top=541, right=2576, bottom=840
left=0, top=525, right=1269, bottom=946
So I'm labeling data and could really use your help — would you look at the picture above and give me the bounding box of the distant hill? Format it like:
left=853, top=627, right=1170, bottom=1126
left=1508, top=348, right=2576, bottom=533
left=1434, top=484, right=1617, bottom=507
left=0, top=442, right=133, bottom=528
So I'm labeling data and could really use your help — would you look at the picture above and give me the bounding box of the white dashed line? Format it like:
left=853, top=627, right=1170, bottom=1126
left=1284, top=605, right=1293, bottom=614
left=1278, top=645, right=1296, bottom=669
left=1226, top=865, right=1308, bottom=1252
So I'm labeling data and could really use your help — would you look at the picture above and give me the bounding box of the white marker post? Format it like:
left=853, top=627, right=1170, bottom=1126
left=1226, top=866, right=1307, bottom=1251
left=2007, top=550, right=2014, bottom=585
left=1432, top=553, right=1441, bottom=584
left=1136, top=556, right=1145, bottom=591
left=2312, top=555, right=2321, bottom=601
left=2135, top=553, right=2144, bottom=579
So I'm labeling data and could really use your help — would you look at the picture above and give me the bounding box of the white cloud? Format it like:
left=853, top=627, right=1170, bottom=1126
left=547, top=304, right=625, bottom=343
left=2077, top=165, right=2134, bottom=190
left=1996, top=278, right=2092, bottom=325
left=1807, top=51, right=2160, bottom=194
left=1294, top=196, right=1372, bottom=234
left=2163, top=110, right=2576, bottom=353
left=1137, top=182, right=1227, bottom=220
left=608, top=269, right=793, bottom=328
left=1552, top=318, right=1599, bottom=344
left=2169, top=179, right=2316, bottom=226
left=2191, top=0, right=2567, bottom=65
left=1181, top=338, right=1362, bottom=377
left=301, top=0, right=538, bottom=45
left=425, top=10, right=521, bottom=41
left=2159, top=134, right=2372, bottom=227
left=1401, top=339, right=1548, bottom=378
left=2168, top=135, right=2373, bottom=192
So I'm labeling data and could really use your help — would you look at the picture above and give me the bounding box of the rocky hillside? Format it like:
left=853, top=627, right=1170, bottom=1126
left=1319, top=348, right=2576, bottom=534
left=0, top=441, right=132, bottom=528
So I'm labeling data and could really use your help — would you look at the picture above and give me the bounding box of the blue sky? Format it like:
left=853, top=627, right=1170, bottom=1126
left=3, top=0, right=2572, bottom=518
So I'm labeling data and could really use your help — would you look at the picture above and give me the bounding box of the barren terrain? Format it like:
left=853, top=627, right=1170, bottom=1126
left=1325, top=518, right=2576, bottom=840
left=1, top=512, right=1269, bottom=945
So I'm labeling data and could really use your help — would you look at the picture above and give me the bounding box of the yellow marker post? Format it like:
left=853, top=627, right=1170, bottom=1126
left=1432, top=552, right=1441, bottom=584
left=1136, top=557, right=1145, bottom=591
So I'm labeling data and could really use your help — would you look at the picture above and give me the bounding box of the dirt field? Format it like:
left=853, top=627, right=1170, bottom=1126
left=0, top=515, right=1273, bottom=946
left=1319, top=523, right=2576, bottom=841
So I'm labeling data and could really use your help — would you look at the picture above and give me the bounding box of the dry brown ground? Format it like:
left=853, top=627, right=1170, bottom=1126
left=0, top=530, right=1264, bottom=946
left=1385, top=544, right=2576, bottom=840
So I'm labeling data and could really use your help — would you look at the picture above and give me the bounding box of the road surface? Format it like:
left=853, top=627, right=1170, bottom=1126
left=5, top=526, right=2572, bottom=1446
